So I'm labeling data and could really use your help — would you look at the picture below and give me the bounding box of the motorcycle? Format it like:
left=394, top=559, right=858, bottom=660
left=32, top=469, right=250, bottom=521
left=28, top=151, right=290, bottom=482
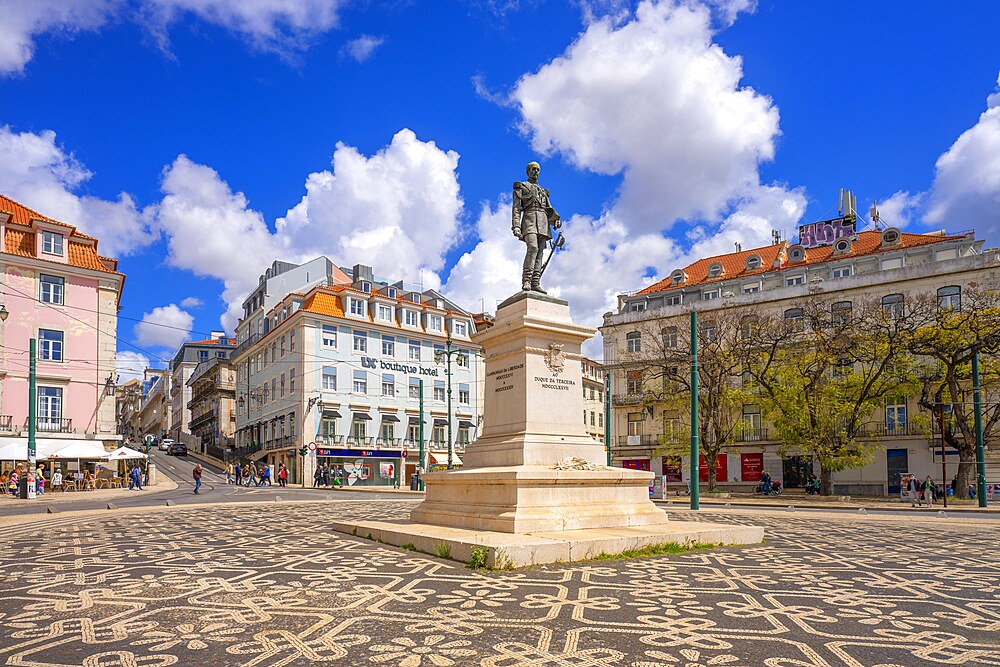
left=753, top=480, right=783, bottom=496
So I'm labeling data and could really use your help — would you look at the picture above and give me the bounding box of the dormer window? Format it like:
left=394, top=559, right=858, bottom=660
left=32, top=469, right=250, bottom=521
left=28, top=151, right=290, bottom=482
left=386, top=287, right=397, bottom=299
left=745, top=255, right=762, bottom=271
left=377, top=304, right=394, bottom=322
left=453, top=321, right=468, bottom=337
left=42, top=231, right=64, bottom=256
left=349, top=298, right=366, bottom=317
left=670, top=269, right=686, bottom=285
left=428, top=314, right=443, bottom=332
left=410, top=293, right=422, bottom=304
left=360, top=281, right=372, bottom=293
left=707, top=262, right=724, bottom=278
left=788, top=245, right=806, bottom=263
left=404, top=309, right=419, bottom=327
left=881, top=228, right=901, bottom=247
left=833, top=238, right=852, bottom=255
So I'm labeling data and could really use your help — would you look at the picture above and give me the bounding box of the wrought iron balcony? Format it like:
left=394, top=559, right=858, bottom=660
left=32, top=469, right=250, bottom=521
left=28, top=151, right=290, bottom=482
left=616, top=434, right=662, bottom=448
left=0, top=415, right=12, bottom=432
left=611, top=393, right=649, bottom=406
left=26, top=417, right=73, bottom=433
left=736, top=427, right=769, bottom=442
left=189, top=409, right=217, bottom=430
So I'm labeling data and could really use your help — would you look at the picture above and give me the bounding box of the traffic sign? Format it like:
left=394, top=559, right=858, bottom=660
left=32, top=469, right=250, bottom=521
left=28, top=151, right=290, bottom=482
left=144, top=434, right=154, bottom=445
left=307, top=441, right=317, bottom=452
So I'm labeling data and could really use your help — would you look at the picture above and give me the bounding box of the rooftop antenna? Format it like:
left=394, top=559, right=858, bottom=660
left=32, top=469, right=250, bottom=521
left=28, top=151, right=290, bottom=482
left=839, top=188, right=857, bottom=218
left=870, top=199, right=881, bottom=228
left=734, top=242, right=742, bottom=252
left=771, top=229, right=782, bottom=245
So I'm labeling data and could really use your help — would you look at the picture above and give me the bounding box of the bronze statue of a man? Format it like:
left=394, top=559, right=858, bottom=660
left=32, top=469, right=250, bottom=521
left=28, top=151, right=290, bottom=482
left=512, top=161, right=561, bottom=293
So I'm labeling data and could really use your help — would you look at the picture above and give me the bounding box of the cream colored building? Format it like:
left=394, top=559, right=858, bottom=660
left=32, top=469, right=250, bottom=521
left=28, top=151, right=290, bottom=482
left=187, top=357, right=237, bottom=459
left=601, top=226, right=1000, bottom=495
left=138, top=369, right=170, bottom=442
left=582, top=357, right=606, bottom=443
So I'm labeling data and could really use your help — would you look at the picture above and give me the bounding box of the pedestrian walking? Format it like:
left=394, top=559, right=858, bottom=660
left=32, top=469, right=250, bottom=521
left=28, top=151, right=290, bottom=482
left=261, top=464, right=272, bottom=486
left=7, top=467, right=20, bottom=497
left=922, top=475, right=935, bottom=507
left=322, top=463, right=330, bottom=487
left=226, top=462, right=234, bottom=485
left=245, top=463, right=260, bottom=487
left=313, top=466, right=323, bottom=488
left=906, top=474, right=922, bottom=507
left=52, top=470, right=63, bottom=492
left=129, top=464, right=142, bottom=491
left=193, top=464, right=203, bottom=494
left=235, top=462, right=243, bottom=486
left=278, top=463, right=288, bottom=488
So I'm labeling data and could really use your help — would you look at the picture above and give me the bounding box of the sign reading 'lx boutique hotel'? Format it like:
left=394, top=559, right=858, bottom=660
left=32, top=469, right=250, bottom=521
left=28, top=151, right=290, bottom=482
left=360, top=357, right=440, bottom=376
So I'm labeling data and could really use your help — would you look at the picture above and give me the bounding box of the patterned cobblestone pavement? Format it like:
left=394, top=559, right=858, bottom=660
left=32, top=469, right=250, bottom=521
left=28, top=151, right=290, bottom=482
left=0, top=501, right=997, bottom=667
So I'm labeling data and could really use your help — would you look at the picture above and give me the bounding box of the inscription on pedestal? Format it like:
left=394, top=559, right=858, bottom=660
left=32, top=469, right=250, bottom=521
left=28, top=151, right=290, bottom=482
left=488, top=363, right=524, bottom=393
left=534, top=376, right=576, bottom=391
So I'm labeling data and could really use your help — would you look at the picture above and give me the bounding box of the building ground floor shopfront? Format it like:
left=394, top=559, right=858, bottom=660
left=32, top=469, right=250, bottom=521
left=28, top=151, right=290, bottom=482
left=612, top=437, right=986, bottom=496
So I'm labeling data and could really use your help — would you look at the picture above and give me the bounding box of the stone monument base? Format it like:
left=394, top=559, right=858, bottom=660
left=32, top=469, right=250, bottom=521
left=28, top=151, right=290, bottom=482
left=409, top=465, right=668, bottom=533
left=329, top=509, right=763, bottom=568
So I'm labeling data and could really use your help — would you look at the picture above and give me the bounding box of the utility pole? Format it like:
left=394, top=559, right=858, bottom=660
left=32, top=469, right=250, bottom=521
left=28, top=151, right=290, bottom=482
left=972, top=349, right=988, bottom=507
left=418, top=379, right=425, bottom=490
left=27, top=338, right=37, bottom=500
left=690, top=311, right=699, bottom=510
left=604, top=371, right=611, bottom=466
left=938, top=404, right=948, bottom=509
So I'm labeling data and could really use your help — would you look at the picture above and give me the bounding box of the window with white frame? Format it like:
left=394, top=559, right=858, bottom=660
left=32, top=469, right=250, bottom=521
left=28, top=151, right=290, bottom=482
left=626, top=370, right=642, bottom=394
left=39, top=329, right=63, bottom=361
left=453, top=321, right=468, bottom=336
left=937, top=285, right=961, bottom=311
left=353, top=330, right=367, bottom=352
left=433, top=380, right=446, bottom=402
left=703, top=289, right=721, bottom=300
left=886, top=398, right=907, bottom=434
left=408, top=339, right=421, bottom=361
left=627, top=412, right=643, bottom=436
left=382, top=373, right=395, bottom=397
left=39, top=274, right=65, bottom=305
left=42, top=231, right=64, bottom=255
left=349, top=298, right=366, bottom=316
left=322, top=366, right=337, bottom=390
left=377, top=304, right=393, bottom=321
left=38, top=387, right=63, bottom=426
left=404, top=310, right=418, bottom=327
left=280, top=373, right=286, bottom=397
left=322, top=324, right=337, bottom=347
left=832, top=265, right=853, bottom=279
left=629, top=302, right=646, bottom=312
left=662, top=326, right=678, bottom=348
left=626, top=331, right=641, bottom=353
left=458, top=383, right=470, bottom=404
left=380, top=421, right=394, bottom=442
left=785, top=275, right=804, bottom=286
left=289, top=330, right=296, bottom=351
left=409, top=376, right=421, bottom=399
left=428, top=314, right=443, bottom=331
left=457, top=350, right=470, bottom=368
left=199, top=350, right=209, bottom=362
left=382, top=335, right=395, bottom=356
left=665, top=294, right=682, bottom=306
left=280, top=335, right=286, bottom=357
left=742, top=282, right=761, bottom=294
left=289, top=368, right=296, bottom=392
left=353, top=370, right=367, bottom=394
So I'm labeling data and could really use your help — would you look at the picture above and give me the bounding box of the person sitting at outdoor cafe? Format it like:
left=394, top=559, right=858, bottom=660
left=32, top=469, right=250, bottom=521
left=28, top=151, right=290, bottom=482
left=83, top=469, right=95, bottom=490
left=52, top=470, right=63, bottom=491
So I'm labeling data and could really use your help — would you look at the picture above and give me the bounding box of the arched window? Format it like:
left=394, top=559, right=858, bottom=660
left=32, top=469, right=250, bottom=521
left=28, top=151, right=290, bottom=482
left=937, top=286, right=961, bottom=311
left=882, top=293, right=904, bottom=318
left=784, top=308, right=803, bottom=331
left=707, top=262, right=724, bottom=278
left=626, top=331, right=641, bottom=353
left=745, top=255, right=762, bottom=271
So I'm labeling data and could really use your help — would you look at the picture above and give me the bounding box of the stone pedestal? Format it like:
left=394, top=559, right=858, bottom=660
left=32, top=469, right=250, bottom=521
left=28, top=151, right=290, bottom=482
left=409, top=291, right=668, bottom=533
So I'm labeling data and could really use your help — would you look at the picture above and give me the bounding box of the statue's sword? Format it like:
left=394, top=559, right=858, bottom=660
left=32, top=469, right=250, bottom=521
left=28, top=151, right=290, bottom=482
left=538, top=231, right=565, bottom=279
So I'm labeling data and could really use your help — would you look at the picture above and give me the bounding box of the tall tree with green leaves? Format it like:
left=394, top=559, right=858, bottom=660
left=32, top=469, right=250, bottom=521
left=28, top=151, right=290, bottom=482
left=748, top=295, right=919, bottom=494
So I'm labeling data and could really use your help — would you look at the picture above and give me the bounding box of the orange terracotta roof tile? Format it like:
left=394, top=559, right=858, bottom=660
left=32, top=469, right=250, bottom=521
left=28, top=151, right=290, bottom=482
left=189, top=338, right=236, bottom=345
left=302, top=290, right=346, bottom=318
left=637, top=229, right=965, bottom=296
left=2, top=193, right=120, bottom=276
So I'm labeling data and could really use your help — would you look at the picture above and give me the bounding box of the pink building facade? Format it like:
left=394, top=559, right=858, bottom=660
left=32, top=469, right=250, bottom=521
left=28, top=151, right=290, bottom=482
left=0, top=194, right=124, bottom=452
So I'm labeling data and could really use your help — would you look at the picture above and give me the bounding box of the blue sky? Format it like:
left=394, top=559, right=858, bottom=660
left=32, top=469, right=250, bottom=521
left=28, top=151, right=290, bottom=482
left=1, top=0, right=999, bottom=374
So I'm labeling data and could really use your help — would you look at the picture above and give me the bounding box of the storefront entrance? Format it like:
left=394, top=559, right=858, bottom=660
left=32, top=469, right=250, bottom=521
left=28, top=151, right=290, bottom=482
left=886, top=449, right=908, bottom=495
left=316, top=447, right=401, bottom=487
left=782, top=455, right=813, bottom=488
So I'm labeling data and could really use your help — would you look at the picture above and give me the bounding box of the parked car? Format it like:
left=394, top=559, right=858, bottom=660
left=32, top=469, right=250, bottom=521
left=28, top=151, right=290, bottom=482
left=167, top=443, right=187, bottom=456
left=158, top=438, right=173, bottom=451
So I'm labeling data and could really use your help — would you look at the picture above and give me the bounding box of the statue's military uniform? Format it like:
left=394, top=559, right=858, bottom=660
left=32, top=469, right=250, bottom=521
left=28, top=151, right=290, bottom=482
left=512, top=180, right=559, bottom=291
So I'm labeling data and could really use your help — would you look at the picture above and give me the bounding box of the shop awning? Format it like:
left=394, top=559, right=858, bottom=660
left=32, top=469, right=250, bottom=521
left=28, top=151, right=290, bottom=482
left=0, top=438, right=109, bottom=461
left=433, top=418, right=448, bottom=426
left=408, top=416, right=422, bottom=424
left=430, top=451, right=463, bottom=466
left=458, top=420, right=475, bottom=428
left=43, top=442, right=110, bottom=460
left=381, top=414, right=400, bottom=422
left=322, top=409, right=342, bottom=418
left=106, top=446, right=148, bottom=460
left=352, top=413, right=372, bottom=420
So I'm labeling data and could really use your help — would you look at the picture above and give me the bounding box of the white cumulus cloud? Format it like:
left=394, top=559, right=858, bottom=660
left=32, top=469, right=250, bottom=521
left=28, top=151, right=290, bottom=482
left=510, top=0, right=781, bottom=232
left=924, top=72, right=1000, bottom=239
left=116, top=350, right=152, bottom=383
left=179, top=296, right=204, bottom=308
left=0, top=0, right=117, bottom=75
left=0, top=124, right=157, bottom=256
left=342, top=34, right=384, bottom=62
left=134, top=303, right=194, bottom=350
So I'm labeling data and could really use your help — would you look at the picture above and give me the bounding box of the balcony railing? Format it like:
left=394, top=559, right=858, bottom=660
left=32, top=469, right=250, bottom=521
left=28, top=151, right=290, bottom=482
left=612, top=393, right=648, bottom=406
left=232, top=333, right=261, bottom=359
left=189, top=409, right=217, bottom=430
left=314, top=434, right=345, bottom=446
left=263, top=435, right=297, bottom=451
left=0, top=415, right=12, bottom=432
left=736, top=427, right=769, bottom=442
left=616, top=434, right=662, bottom=447
left=26, top=418, right=73, bottom=433
left=875, top=422, right=924, bottom=437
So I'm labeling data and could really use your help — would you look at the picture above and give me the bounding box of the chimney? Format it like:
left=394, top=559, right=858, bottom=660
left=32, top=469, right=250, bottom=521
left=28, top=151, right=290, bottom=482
left=353, top=264, right=374, bottom=282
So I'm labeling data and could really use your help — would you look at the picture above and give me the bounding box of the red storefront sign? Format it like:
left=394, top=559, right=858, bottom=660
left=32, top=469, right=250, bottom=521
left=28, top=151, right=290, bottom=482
left=661, top=457, right=683, bottom=482
left=698, top=454, right=727, bottom=482
left=623, top=459, right=651, bottom=471
left=741, top=453, right=764, bottom=482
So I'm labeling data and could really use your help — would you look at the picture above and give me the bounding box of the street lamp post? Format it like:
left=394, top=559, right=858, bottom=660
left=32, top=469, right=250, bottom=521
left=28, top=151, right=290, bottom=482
left=435, top=335, right=468, bottom=470
left=27, top=338, right=37, bottom=500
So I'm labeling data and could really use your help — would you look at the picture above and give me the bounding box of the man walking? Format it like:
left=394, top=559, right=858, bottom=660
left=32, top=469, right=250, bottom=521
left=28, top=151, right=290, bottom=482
left=226, top=462, right=234, bottom=485
left=906, top=474, right=922, bottom=507
left=129, top=464, right=142, bottom=491
left=261, top=464, right=272, bottom=486
left=192, top=464, right=203, bottom=494
left=234, top=462, right=243, bottom=486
